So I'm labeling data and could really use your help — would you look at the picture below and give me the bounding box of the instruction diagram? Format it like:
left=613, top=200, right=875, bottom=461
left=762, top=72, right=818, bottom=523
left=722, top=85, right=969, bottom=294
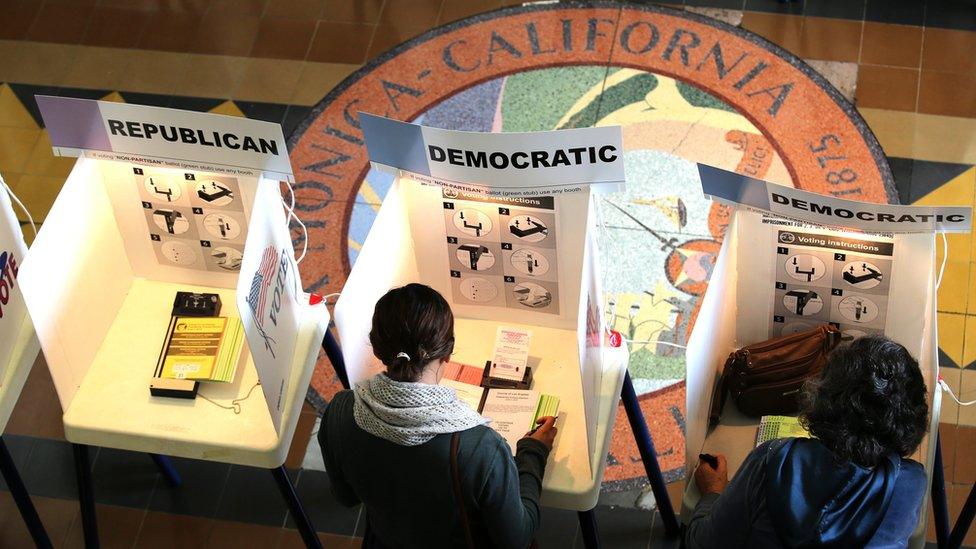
left=508, top=215, right=549, bottom=242
left=510, top=248, right=550, bottom=276
left=784, top=254, right=826, bottom=283
left=770, top=229, right=894, bottom=337
left=512, top=282, right=552, bottom=309
left=152, top=209, right=190, bottom=235
left=135, top=166, right=248, bottom=274
left=195, top=179, right=236, bottom=207
left=454, top=209, right=492, bottom=237
left=841, top=260, right=884, bottom=289
left=459, top=277, right=498, bottom=302
left=144, top=175, right=182, bottom=203
left=442, top=190, right=560, bottom=314
left=456, top=244, right=495, bottom=271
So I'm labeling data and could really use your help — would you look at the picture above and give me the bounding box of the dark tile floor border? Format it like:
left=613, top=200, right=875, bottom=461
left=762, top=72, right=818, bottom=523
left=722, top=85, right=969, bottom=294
left=639, top=0, right=976, bottom=31
left=1, top=0, right=975, bottom=64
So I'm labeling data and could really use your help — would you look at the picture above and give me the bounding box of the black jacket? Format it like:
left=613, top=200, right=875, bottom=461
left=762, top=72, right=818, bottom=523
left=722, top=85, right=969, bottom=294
left=319, top=390, right=550, bottom=548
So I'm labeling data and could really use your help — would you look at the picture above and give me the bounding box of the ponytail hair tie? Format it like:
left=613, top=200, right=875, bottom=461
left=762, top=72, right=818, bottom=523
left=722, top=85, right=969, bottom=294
left=396, top=352, right=411, bottom=361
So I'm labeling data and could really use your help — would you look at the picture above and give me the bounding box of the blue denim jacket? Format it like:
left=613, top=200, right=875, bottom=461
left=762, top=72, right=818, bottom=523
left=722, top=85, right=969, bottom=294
left=686, top=438, right=926, bottom=548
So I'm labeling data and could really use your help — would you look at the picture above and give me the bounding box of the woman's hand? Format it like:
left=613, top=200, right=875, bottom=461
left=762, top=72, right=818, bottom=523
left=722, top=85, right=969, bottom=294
left=694, top=454, right=728, bottom=495
left=524, top=416, right=558, bottom=449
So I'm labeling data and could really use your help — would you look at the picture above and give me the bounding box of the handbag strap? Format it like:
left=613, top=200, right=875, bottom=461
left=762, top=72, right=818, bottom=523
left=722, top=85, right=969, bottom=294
left=709, top=352, right=739, bottom=425
left=825, top=324, right=846, bottom=349
left=450, top=432, right=476, bottom=549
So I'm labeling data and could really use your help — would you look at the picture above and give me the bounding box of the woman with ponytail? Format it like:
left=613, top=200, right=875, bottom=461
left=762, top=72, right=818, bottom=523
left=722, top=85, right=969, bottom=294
left=319, top=283, right=557, bottom=548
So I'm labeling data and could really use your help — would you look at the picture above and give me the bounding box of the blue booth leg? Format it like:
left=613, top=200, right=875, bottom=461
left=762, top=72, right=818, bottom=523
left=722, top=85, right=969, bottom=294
left=322, top=329, right=349, bottom=390
left=72, top=444, right=99, bottom=549
left=578, top=509, right=601, bottom=549
left=149, top=454, right=182, bottom=487
left=949, top=479, right=976, bottom=548
left=271, top=467, right=322, bottom=549
left=932, top=431, right=950, bottom=548
left=0, top=437, right=52, bottom=548
left=621, top=371, right=680, bottom=537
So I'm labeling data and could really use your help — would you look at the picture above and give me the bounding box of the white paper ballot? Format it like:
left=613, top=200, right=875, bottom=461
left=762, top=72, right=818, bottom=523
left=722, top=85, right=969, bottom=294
left=440, top=378, right=484, bottom=411
left=481, top=389, right=540, bottom=454
left=489, top=326, right=532, bottom=381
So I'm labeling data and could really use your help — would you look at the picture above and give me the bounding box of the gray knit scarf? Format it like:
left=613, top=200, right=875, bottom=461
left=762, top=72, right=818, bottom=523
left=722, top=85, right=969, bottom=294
left=353, top=372, right=488, bottom=446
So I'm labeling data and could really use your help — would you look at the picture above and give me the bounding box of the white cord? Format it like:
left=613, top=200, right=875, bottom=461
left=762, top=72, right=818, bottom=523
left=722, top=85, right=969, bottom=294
left=321, top=292, right=341, bottom=304
left=624, top=338, right=688, bottom=350
left=197, top=381, right=262, bottom=414
left=939, top=377, right=976, bottom=406
left=936, top=231, right=948, bottom=290
left=0, top=175, right=37, bottom=236
left=281, top=181, right=308, bottom=264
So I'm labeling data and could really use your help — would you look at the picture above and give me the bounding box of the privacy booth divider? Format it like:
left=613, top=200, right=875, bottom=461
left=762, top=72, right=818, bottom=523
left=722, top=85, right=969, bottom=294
left=683, top=165, right=972, bottom=548
left=0, top=175, right=47, bottom=546
left=19, top=96, right=330, bottom=548
left=0, top=177, right=37, bottom=439
left=333, top=114, right=635, bottom=517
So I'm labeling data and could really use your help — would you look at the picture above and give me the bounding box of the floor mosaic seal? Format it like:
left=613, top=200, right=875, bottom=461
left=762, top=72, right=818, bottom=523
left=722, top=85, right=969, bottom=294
left=290, top=2, right=893, bottom=490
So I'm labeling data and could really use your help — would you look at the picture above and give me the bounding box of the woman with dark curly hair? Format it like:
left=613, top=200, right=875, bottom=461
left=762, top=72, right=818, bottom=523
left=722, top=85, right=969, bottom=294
left=686, top=335, right=930, bottom=548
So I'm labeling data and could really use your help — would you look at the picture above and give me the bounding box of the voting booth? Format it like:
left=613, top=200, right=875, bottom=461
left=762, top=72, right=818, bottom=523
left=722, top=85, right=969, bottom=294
left=0, top=177, right=50, bottom=547
left=19, top=96, right=328, bottom=467
left=683, top=165, right=972, bottom=546
left=0, top=177, right=38, bottom=430
left=334, top=114, right=631, bottom=511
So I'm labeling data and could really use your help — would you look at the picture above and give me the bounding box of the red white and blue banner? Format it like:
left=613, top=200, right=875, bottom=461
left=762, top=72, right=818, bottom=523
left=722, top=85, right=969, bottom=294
left=237, top=179, right=301, bottom=431
left=0, top=176, right=29, bottom=384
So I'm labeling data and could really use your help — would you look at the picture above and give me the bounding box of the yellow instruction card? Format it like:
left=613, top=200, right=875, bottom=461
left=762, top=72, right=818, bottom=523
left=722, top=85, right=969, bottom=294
left=161, top=317, right=227, bottom=380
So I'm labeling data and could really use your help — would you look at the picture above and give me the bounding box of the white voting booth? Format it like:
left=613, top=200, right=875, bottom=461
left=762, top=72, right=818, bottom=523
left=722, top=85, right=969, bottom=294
left=0, top=176, right=50, bottom=547
left=683, top=165, right=972, bottom=546
left=0, top=177, right=39, bottom=433
left=19, top=96, right=328, bottom=468
left=335, top=114, right=630, bottom=510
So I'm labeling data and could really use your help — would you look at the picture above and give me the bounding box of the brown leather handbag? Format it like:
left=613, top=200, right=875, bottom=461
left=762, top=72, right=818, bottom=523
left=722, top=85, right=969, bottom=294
left=709, top=324, right=842, bottom=425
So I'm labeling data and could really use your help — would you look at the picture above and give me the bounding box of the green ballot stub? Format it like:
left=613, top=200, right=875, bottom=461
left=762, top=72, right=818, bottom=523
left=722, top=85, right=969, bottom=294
left=532, top=394, right=560, bottom=429
left=755, top=415, right=810, bottom=446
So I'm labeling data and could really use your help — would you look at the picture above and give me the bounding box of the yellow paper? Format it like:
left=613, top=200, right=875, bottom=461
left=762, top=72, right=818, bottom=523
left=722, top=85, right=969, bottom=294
left=161, top=317, right=227, bottom=380
left=755, top=415, right=811, bottom=446
left=212, top=317, right=246, bottom=383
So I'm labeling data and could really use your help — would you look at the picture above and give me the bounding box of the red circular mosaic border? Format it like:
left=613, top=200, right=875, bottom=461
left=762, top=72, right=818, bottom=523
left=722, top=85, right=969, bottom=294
left=288, top=2, right=893, bottom=488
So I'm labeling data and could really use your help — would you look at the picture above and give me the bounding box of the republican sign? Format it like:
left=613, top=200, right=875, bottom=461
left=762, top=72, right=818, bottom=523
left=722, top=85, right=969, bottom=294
left=36, top=96, right=294, bottom=182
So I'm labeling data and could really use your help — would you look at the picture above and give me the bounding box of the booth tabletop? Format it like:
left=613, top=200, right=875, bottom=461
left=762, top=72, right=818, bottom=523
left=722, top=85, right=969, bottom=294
left=61, top=278, right=328, bottom=469
left=681, top=395, right=941, bottom=544
left=450, top=318, right=629, bottom=511
left=680, top=400, right=767, bottom=520
left=557, top=343, right=629, bottom=511
left=0, top=316, right=41, bottom=434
